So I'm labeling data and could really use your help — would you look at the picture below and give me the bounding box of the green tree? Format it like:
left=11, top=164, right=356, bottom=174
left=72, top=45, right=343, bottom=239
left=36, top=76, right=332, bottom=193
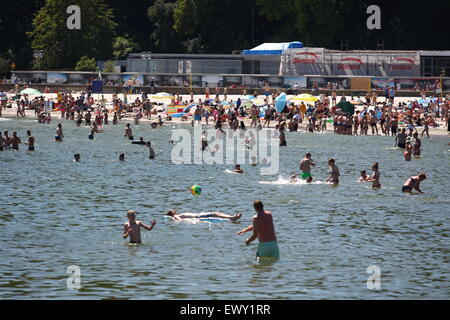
left=28, top=0, right=117, bottom=70
left=113, top=36, right=139, bottom=60
left=75, top=56, right=97, bottom=71
left=0, top=56, right=11, bottom=75
left=102, top=60, right=116, bottom=72
left=148, top=0, right=183, bottom=52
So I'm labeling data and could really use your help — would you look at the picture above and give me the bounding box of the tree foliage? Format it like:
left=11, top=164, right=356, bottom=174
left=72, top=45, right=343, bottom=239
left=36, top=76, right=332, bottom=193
left=75, top=56, right=97, bottom=71
left=28, top=0, right=116, bottom=69
left=0, top=0, right=447, bottom=71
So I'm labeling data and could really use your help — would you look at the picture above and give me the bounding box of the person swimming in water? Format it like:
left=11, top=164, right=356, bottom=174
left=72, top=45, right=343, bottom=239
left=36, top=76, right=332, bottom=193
left=123, top=210, right=156, bottom=244
left=234, top=164, right=244, bottom=174
left=73, top=154, right=80, bottom=162
left=358, top=170, right=368, bottom=182
left=166, top=210, right=242, bottom=222
left=132, top=137, right=146, bottom=145
left=119, top=153, right=125, bottom=161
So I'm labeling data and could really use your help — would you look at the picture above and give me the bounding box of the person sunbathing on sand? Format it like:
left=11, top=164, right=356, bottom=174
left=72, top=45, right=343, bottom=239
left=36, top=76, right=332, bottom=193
left=166, top=210, right=242, bottom=222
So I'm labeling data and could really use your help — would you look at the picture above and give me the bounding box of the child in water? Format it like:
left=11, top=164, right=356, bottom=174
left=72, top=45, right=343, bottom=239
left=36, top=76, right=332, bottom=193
left=358, top=170, right=368, bottom=182
left=123, top=210, right=156, bottom=244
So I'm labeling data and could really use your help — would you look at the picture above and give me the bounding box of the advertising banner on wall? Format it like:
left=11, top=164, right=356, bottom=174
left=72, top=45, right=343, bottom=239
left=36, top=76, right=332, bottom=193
left=47, top=73, right=67, bottom=84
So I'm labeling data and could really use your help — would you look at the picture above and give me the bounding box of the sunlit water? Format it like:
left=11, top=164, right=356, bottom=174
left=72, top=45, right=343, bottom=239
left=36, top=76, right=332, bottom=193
left=0, top=117, right=449, bottom=299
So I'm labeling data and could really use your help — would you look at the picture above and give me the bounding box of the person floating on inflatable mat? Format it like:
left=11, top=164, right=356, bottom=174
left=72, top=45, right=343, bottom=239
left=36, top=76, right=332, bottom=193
left=166, top=210, right=242, bottom=222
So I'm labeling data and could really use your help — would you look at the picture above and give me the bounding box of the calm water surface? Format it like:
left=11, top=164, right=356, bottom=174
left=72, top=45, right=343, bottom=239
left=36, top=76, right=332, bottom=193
left=0, top=117, right=448, bottom=299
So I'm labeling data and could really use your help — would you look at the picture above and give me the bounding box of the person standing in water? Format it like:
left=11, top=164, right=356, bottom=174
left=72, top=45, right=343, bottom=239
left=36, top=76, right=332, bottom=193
left=395, top=128, right=407, bottom=149
left=300, top=153, right=315, bottom=183
left=55, top=123, right=64, bottom=142
left=236, top=200, right=279, bottom=261
left=123, top=210, right=156, bottom=244
left=0, top=132, right=5, bottom=151
left=25, top=130, right=35, bottom=151
left=366, top=162, right=381, bottom=189
left=124, top=123, right=133, bottom=140
left=146, top=141, right=155, bottom=159
left=11, top=132, right=21, bottom=150
left=279, top=122, right=287, bottom=147
left=404, top=137, right=413, bottom=161
left=413, top=132, right=422, bottom=157
left=89, top=123, right=99, bottom=140
left=327, top=158, right=340, bottom=185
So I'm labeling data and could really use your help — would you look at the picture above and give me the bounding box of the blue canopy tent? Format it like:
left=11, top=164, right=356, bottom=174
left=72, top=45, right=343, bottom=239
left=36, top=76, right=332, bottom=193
left=243, top=41, right=303, bottom=55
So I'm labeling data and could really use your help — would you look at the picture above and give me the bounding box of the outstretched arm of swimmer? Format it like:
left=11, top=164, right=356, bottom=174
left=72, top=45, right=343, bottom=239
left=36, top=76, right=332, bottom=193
left=245, top=219, right=259, bottom=246
left=236, top=225, right=253, bottom=236
left=139, top=220, right=157, bottom=231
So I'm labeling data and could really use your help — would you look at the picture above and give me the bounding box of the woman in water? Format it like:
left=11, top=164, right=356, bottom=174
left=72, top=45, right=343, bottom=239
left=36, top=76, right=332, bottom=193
left=366, top=162, right=381, bottom=189
left=327, top=158, right=340, bottom=185
left=413, top=132, right=422, bottom=157
left=404, top=137, right=413, bottom=161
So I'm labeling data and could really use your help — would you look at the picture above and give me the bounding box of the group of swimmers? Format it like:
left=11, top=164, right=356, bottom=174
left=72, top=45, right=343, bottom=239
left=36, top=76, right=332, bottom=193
left=124, top=200, right=280, bottom=260
left=0, top=130, right=34, bottom=151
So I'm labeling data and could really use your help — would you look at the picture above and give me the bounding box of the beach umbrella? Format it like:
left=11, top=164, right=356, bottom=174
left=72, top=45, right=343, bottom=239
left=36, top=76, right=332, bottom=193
left=183, top=103, right=197, bottom=113
left=291, top=93, right=319, bottom=102
left=240, top=95, right=256, bottom=102
left=259, top=105, right=269, bottom=118
left=336, top=101, right=355, bottom=115
left=20, top=88, right=41, bottom=95
left=152, top=92, right=175, bottom=99
left=242, top=102, right=253, bottom=110
left=172, top=113, right=188, bottom=118
left=275, top=92, right=287, bottom=113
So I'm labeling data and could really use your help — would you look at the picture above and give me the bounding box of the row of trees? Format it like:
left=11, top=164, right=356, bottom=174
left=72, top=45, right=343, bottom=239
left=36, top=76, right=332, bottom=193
left=0, top=0, right=448, bottom=72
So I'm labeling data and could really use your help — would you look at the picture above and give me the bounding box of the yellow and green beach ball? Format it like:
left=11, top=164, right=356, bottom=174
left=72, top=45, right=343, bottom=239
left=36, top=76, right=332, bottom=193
left=191, top=185, right=202, bottom=196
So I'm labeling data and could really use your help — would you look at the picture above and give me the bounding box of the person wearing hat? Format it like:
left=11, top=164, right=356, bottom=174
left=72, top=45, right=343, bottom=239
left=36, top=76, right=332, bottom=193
left=123, top=210, right=156, bottom=244
left=404, top=136, right=413, bottom=161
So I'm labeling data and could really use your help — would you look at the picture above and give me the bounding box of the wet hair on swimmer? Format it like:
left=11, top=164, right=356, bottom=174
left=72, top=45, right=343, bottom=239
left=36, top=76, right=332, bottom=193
left=253, top=200, right=264, bottom=211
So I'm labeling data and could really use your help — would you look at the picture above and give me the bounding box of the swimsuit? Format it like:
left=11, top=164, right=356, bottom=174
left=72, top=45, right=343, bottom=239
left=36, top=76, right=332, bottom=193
left=257, top=241, right=280, bottom=260
left=301, top=172, right=312, bottom=180
left=402, top=185, right=412, bottom=192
